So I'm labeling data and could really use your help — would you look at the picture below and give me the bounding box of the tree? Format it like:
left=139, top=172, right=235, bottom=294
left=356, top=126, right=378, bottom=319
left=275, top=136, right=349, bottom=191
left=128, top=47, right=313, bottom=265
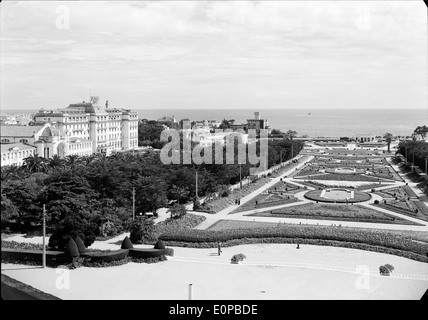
left=270, top=129, right=283, bottom=136
left=168, top=185, right=190, bottom=204
left=48, top=155, right=65, bottom=171
left=167, top=203, right=187, bottom=219
left=284, top=130, right=298, bottom=141
left=41, top=173, right=100, bottom=249
left=134, top=175, right=169, bottom=215
left=1, top=177, right=43, bottom=232
left=138, top=121, right=165, bottom=147
left=23, top=154, right=48, bottom=174
left=219, top=119, right=232, bottom=130
left=383, top=133, right=393, bottom=153
left=64, top=154, right=81, bottom=171
left=129, top=216, right=155, bottom=243
left=414, top=125, right=428, bottom=140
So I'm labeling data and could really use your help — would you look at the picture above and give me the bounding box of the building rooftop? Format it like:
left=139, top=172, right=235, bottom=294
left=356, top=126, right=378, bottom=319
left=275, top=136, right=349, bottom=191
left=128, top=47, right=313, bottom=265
left=1, top=125, right=44, bottom=137
left=40, top=126, right=60, bottom=137
left=1, top=143, right=37, bottom=153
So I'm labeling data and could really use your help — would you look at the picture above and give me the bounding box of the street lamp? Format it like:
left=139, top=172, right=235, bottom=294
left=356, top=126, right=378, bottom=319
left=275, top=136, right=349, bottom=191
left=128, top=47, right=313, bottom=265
left=132, top=187, right=136, bottom=220
left=195, top=171, right=198, bottom=199
left=42, top=204, right=46, bottom=268
left=239, top=164, right=242, bottom=189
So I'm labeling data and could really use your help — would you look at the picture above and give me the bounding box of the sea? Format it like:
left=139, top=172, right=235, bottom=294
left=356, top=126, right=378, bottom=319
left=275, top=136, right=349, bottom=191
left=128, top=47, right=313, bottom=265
left=2, top=108, right=426, bottom=138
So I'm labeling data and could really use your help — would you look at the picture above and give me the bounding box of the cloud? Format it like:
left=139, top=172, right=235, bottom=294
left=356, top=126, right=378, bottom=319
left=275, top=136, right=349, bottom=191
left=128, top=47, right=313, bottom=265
left=0, top=1, right=426, bottom=110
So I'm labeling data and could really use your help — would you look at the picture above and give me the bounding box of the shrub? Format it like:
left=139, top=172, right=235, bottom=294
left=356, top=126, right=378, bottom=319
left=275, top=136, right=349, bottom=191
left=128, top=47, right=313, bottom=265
left=129, top=216, right=156, bottom=244
left=231, top=253, right=246, bottom=264
left=128, top=248, right=166, bottom=258
left=99, top=220, right=120, bottom=238
left=379, top=265, right=390, bottom=276
left=74, top=236, right=87, bottom=254
left=374, top=200, right=379, bottom=204
left=121, top=236, right=133, bottom=249
left=168, top=203, right=187, bottom=219
left=64, top=238, right=79, bottom=257
left=193, top=198, right=201, bottom=211
left=384, top=264, right=394, bottom=272
left=154, top=239, right=165, bottom=249
left=84, top=249, right=129, bottom=263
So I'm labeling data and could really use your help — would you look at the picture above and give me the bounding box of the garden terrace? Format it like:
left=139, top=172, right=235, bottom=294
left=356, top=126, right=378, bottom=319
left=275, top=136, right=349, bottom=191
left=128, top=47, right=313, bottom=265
left=201, top=177, right=271, bottom=213
left=158, top=221, right=428, bottom=263
left=366, top=167, right=402, bottom=182
left=293, top=167, right=323, bottom=177
left=230, top=192, right=299, bottom=214
left=377, top=187, right=412, bottom=200
left=268, top=180, right=305, bottom=194
left=355, top=183, right=394, bottom=191
left=247, top=203, right=419, bottom=225
left=374, top=201, right=428, bottom=222
left=296, top=173, right=384, bottom=182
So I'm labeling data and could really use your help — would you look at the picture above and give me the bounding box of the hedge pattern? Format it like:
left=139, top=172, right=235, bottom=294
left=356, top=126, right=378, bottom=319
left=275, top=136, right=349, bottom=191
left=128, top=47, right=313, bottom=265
left=159, top=224, right=428, bottom=261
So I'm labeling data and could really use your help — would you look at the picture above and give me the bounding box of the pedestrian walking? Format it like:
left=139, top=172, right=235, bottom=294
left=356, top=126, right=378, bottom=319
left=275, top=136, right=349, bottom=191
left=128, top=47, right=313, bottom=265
left=218, top=242, right=222, bottom=256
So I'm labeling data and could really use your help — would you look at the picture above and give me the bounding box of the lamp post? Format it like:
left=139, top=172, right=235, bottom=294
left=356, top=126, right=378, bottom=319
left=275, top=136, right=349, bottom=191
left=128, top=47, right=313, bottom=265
left=132, top=187, right=135, bottom=220
left=239, top=164, right=242, bottom=189
left=195, top=171, right=198, bottom=199
left=42, top=204, right=46, bottom=268
left=405, top=146, right=408, bottom=165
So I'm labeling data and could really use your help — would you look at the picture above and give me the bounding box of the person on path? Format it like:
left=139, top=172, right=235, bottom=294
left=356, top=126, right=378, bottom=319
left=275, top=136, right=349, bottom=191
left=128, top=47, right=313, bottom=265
left=218, top=242, right=222, bottom=256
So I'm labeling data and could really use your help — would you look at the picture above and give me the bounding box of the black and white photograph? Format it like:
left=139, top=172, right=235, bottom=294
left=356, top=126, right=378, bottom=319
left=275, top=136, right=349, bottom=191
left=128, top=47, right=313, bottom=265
left=1, top=0, right=427, bottom=305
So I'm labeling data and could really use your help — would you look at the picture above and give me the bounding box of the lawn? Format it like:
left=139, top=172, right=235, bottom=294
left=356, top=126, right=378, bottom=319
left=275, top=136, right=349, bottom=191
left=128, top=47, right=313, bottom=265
left=202, top=178, right=272, bottom=213
left=296, top=173, right=384, bottom=182
left=245, top=202, right=420, bottom=225
left=230, top=191, right=300, bottom=214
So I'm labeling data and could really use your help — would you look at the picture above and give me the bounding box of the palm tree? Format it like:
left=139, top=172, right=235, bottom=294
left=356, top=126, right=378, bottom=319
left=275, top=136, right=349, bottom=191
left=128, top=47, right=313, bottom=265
left=1, top=165, right=22, bottom=181
left=23, top=154, right=48, bottom=174
left=64, top=154, right=81, bottom=171
left=383, top=133, right=393, bottom=153
left=48, top=154, right=65, bottom=171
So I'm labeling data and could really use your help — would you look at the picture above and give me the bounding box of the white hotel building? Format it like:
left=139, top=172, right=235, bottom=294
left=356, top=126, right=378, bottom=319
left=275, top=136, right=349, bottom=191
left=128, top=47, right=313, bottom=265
left=1, top=100, right=139, bottom=166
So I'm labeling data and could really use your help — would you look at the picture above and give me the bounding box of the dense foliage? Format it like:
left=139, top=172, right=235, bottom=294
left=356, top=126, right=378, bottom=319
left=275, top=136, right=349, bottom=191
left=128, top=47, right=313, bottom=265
left=1, top=133, right=301, bottom=246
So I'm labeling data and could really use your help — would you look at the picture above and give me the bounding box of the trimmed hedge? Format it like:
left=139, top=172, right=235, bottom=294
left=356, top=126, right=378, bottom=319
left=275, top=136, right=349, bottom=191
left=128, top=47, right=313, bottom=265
left=74, top=236, right=87, bottom=254
left=154, top=240, right=165, bottom=249
left=128, top=248, right=173, bottom=259
left=1, top=248, right=72, bottom=265
left=121, top=236, right=134, bottom=249
left=64, top=238, right=79, bottom=257
left=161, top=237, right=428, bottom=263
left=81, top=249, right=129, bottom=263
left=159, top=225, right=428, bottom=262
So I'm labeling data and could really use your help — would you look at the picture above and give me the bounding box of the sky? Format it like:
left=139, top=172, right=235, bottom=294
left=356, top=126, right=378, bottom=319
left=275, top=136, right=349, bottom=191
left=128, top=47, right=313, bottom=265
left=0, top=0, right=427, bottom=110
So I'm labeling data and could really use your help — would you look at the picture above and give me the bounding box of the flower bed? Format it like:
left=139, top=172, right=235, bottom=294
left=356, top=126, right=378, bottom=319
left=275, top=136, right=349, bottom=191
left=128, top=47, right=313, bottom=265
left=297, top=173, right=382, bottom=182
left=304, top=189, right=371, bottom=203
left=152, top=214, right=206, bottom=241
left=230, top=193, right=299, bottom=214
left=248, top=203, right=417, bottom=225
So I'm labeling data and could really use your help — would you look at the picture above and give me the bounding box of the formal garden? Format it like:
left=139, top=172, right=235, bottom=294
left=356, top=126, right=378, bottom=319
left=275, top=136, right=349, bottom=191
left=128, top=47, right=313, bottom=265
left=245, top=203, right=421, bottom=225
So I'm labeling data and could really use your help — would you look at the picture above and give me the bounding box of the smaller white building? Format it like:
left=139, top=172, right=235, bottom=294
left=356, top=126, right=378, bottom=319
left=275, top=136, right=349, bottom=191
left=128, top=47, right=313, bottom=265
left=1, top=143, right=37, bottom=167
